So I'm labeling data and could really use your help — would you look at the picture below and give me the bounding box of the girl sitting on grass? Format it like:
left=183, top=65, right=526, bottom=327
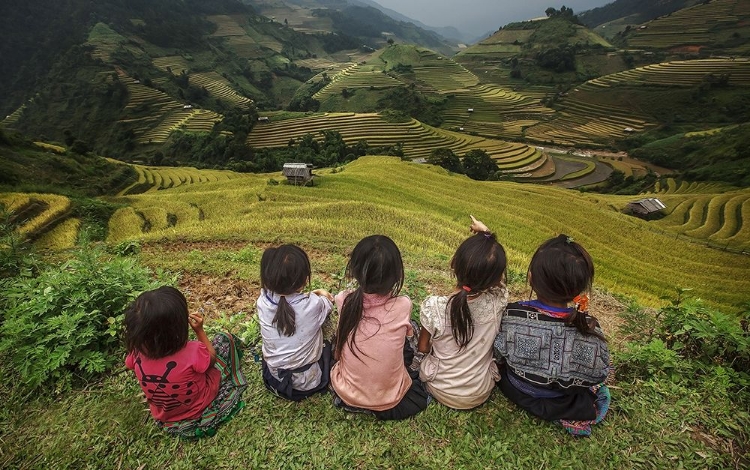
left=124, top=286, right=247, bottom=438
left=257, top=244, right=334, bottom=401
left=411, top=216, right=508, bottom=410
left=330, top=235, right=429, bottom=420
left=493, top=234, right=611, bottom=437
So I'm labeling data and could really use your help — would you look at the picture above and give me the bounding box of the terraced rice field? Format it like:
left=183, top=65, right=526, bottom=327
left=0, top=193, right=72, bottom=239
left=588, top=59, right=750, bottom=88
left=652, top=187, right=750, bottom=251
left=457, top=29, right=533, bottom=58
left=85, top=23, right=129, bottom=62
left=151, top=56, right=191, bottom=75
left=119, top=164, right=250, bottom=196
left=524, top=83, right=654, bottom=146
left=152, top=58, right=253, bottom=109
left=654, top=178, right=734, bottom=195
left=407, top=50, right=479, bottom=91
left=245, top=112, right=544, bottom=169
left=115, top=69, right=225, bottom=144
left=441, top=84, right=554, bottom=139
left=105, top=157, right=750, bottom=311
left=313, top=64, right=404, bottom=100
left=207, top=15, right=283, bottom=57
left=1, top=105, right=25, bottom=128
left=189, top=72, right=253, bottom=108
left=33, top=218, right=81, bottom=251
left=626, top=0, right=747, bottom=50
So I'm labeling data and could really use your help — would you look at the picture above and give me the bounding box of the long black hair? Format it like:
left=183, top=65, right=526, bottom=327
left=125, top=286, right=189, bottom=359
left=528, top=234, right=603, bottom=339
left=334, top=235, right=404, bottom=359
left=448, top=232, right=507, bottom=348
left=260, top=244, right=311, bottom=336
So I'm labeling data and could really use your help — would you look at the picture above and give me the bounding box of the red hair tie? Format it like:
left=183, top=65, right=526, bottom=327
left=573, top=294, right=589, bottom=312
left=462, top=285, right=472, bottom=293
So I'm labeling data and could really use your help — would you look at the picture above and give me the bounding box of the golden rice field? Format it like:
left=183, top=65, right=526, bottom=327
left=0, top=193, right=71, bottom=239
left=626, top=0, right=748, bottom=50
left=118, top=164, right=249, bottom=195
left=103, top=157, right=750, bottom=312
left=587, top=59, right=750, bottom=88
left=246, top=112, right=546, bottom=170
left=647, top=180, right=750, bottom=251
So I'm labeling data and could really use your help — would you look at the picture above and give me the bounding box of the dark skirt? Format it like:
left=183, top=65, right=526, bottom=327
left=332, top=337, right=430, bottom=421
left=159, top=333, right=248, bottom=438
left=498, top=367, right=597, bottom=421
left=262, top=340, right=333, bottom=402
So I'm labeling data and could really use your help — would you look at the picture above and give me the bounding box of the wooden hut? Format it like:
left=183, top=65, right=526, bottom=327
left=626, top=198, right=666, bottom=219
left=282, top=163, right=315, bottom=186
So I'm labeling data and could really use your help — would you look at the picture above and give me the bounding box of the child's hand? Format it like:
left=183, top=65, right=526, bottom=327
left=188, top=312, right=205, bottom=331
left=470, top=215, right=490, bottom=234
left=312, top=288, right=334, bottom=302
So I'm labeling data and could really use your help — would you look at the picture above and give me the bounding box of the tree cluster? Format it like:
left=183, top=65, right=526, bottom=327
left=427, top=148, right=501, bottom=181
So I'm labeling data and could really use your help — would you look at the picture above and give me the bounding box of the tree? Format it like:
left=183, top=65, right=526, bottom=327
left=387, top=38, right=394, bottom=45
left=462, top=149, right=499, bottom=181
left=427, top=148, right=463, bottom=173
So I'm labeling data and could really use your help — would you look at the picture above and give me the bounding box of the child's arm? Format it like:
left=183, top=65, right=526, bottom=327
left=417, top=327, right=431, bottom=353
left=189, top=312, right=217, bottom=367
left=470, top=215, right=491, bottom=234
left=311, top=288, right=334, bottom=302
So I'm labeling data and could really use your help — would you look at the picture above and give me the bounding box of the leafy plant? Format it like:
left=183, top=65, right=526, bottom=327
left=0, top=209, right=38, bottom=281
left=204, top=311, right=260, bottom=349
left=661, top=299, right=750, bottom=372
left=0, top=245, right=164, bottom=391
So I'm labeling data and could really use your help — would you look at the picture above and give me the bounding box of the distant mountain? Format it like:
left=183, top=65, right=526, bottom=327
left=350, top=0, right=472, bottom=43
left=253, top=0, right=458, bottom=53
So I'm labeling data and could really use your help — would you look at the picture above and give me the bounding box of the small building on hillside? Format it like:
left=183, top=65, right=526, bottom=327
left=282, top=163, right=315, bottom=186
left=257, top=116, right=269, bottom=122
left=626, top=197, right=666, bottom=219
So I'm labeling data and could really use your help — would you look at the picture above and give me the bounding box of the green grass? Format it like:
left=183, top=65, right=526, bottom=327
left=0, top=326, right=744, bottom=469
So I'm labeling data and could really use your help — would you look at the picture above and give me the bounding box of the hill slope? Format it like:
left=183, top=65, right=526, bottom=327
left=103, top=157, right=750, bottom=312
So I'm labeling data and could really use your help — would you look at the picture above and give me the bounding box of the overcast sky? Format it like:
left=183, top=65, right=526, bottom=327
left=372, top=0, right=613, bottom=36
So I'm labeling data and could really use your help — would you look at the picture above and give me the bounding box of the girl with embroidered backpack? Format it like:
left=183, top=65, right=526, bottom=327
left=492, top=233, right=611, bottom=436
left=124, top=286, right=247, bottom=438
left=330, top=235, right=430, bottom=420
left=410, top=216, right=509, bottom=409
left=257, top=244, right=334, bottom=401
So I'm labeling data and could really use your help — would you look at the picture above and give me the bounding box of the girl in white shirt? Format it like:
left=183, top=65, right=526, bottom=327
left=257, top=244, right=333, bottom=401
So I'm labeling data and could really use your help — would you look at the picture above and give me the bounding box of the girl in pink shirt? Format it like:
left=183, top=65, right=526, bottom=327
left=330, top=235, right=429, bottom=420
left=125, top=286, right=247, bottom=438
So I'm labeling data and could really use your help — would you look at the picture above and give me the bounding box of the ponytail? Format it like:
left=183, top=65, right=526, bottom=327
left=568, top=294, right=606, bottom=341
left=273, top=295, right=296, bottom=336
left=335, top=287, right=367, bottom=359
left=449, top=288, right=474, bottom=348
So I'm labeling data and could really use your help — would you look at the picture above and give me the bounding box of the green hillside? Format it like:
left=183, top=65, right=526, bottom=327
left=2, top=156, right=748, bottom=468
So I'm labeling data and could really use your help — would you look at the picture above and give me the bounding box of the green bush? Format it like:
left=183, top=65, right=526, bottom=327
left=616, top=298, right=750, bottom=386
left=0, top=245, right=165, bottom=391
left=661, top=300, right=750, bottom=372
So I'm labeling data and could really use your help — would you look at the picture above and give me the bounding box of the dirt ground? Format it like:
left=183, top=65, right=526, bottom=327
left=177, top=271, right=626, bottom=344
